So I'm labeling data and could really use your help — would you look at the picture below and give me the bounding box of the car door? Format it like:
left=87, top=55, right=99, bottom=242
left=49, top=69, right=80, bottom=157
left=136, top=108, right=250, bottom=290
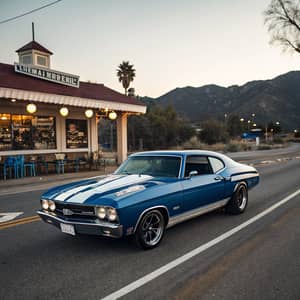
left=181, top=155, right=225, bottom=212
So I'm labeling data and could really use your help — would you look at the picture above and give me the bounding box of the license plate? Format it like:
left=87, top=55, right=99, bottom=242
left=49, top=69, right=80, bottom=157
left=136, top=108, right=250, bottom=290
left=60, top=223, right=75, bottom=236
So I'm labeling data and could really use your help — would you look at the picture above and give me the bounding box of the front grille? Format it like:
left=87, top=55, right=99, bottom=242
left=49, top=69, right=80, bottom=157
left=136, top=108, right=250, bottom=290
left=54, top=202, right=96, bottom=220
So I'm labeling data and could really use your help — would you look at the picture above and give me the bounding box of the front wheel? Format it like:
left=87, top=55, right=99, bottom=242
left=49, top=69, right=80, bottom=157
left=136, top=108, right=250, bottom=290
left=226, top=184, right=248, bottom=214
left=134, top=210, right=165, bottom=250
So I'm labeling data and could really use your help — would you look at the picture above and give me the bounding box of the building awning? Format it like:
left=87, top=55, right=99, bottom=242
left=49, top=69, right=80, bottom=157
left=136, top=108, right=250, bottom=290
left=0, top=63, right=146, bottom=114
left=0, top=87, right=146, bottom=113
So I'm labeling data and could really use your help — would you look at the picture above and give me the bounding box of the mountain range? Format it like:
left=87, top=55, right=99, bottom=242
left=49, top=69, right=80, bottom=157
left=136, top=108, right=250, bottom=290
left=142, top=71, right=300, bottom=130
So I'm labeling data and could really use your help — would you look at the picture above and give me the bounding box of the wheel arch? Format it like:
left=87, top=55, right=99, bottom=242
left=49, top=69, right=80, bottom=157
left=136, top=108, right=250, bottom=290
left=233, top=180, right=248, bottom=193
left=133, top=206, right=170, bottom=233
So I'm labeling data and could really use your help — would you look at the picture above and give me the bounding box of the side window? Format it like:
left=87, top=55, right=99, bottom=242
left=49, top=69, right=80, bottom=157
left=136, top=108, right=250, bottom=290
left=208, top=157, right=225, bottom=173
left=184, top=156, right=213, bottom=177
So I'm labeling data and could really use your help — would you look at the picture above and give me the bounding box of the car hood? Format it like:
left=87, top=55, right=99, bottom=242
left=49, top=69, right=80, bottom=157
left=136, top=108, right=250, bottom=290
left=42, top=174, right=172, bottom=206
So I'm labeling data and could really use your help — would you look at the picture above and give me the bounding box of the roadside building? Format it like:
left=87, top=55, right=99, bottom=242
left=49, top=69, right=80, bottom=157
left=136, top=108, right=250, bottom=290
left=0, top=38, right=146, bottom=164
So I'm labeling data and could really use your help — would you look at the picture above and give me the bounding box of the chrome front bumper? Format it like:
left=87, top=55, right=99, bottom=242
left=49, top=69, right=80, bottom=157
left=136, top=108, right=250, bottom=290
left=37, top=210, right=123, bottom=238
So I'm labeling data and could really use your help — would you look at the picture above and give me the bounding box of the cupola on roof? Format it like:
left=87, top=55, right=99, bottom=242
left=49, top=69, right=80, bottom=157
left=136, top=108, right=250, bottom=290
left=15, top=23, right=53, bottom=68
left=16, top=40, right=53, bottom=55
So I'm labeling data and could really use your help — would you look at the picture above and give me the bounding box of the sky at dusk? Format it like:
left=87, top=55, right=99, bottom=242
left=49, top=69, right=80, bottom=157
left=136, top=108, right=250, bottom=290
left=1, top=0, right=300, bottom=97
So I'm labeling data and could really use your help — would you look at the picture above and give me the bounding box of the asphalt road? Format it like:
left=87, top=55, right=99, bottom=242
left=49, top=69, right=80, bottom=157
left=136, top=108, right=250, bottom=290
left=0, top=159, right=300, bottom=300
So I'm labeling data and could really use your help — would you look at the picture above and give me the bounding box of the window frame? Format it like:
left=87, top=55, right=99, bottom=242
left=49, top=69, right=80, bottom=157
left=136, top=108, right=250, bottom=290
left=208, top=156, right=226, bottom=174
left=183, top=155, right=214, bottom=178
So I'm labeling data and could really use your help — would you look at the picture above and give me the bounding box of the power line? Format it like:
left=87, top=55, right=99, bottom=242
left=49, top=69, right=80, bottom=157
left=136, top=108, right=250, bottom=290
left=0, top=0, right=63, bottom=25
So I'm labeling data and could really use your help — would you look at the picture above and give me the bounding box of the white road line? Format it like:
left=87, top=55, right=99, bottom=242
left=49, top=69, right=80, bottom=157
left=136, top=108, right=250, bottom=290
left=102, top=188, right=300, bottom=300
left=0, top=212, right=23, bottom=223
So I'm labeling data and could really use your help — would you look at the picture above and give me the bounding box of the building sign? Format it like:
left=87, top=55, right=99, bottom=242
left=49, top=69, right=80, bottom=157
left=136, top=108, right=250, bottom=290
left=14, top=63, right=80, bottom=88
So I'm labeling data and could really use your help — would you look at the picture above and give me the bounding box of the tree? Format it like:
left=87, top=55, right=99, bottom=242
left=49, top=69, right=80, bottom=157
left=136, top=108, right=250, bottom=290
left=226, top=115, right=244, bottom=137
left=264, top=0, right=300, bottom=54
left=199, top=119, right=228, bottom=145
left=116, top=61, right=136, bottom=95
left=127, top=104, right=195, bottom=150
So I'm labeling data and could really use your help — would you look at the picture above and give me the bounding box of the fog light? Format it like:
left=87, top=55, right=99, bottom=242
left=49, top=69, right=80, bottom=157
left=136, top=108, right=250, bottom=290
left=49, top=201, right=56, bottom=211
left=107, top=208, right=117, bottom=221
left=95, top=207, right=106, bottom=219
left=41, top=200, right=49, bottom=210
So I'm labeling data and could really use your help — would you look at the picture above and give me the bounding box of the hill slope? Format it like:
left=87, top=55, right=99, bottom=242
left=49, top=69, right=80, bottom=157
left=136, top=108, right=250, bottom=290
left=145, top=71, right=300, bottom=130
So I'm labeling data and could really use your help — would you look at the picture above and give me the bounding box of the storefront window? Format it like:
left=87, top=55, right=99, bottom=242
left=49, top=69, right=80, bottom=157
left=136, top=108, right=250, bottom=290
left=0, top=114, right=12, bottom=151
left=66, top=119, right=88, bottom=149
left=12, top=115, right=33, bottom=150
left=0, top=114, right=56, bottom=151
left=32, top=116, right=56, bottom=149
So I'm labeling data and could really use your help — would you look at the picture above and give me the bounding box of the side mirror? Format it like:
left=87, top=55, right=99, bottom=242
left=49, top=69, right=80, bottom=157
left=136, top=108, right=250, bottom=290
left=188, top=170, right=198, bottom=178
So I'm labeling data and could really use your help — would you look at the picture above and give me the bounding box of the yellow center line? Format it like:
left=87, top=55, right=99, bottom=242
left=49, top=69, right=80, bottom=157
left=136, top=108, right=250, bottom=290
left=0, top=215, right=40, bottom=230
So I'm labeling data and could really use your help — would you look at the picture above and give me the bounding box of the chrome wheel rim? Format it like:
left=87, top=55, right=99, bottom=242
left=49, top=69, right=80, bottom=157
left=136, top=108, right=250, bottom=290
left=141, top=212, right=164, bottom=246
left=237, top=187, right=247, bottom=210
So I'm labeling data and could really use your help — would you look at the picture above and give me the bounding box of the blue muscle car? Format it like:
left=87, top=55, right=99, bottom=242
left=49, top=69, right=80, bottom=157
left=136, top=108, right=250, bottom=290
left=37, top=150, right=259, bottom=249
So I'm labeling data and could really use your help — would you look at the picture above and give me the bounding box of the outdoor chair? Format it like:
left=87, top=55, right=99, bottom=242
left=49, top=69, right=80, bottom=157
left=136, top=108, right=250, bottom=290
left=16, top=155, right=36, bottom=177
left=54, top=153, right=66, bottom=174
left=23, top=156, right=36, bottom=177
left=3, top=156, right=19, bottom=180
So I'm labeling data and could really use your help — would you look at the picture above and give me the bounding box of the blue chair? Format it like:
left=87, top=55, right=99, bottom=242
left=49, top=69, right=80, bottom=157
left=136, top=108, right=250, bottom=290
left=54, top=154, right=66, bottom=174
left=3, top=157, right=19, bottom=180
left=24, top=156, right=36, bottom=177
left=16, top=155, right=36, bottom=177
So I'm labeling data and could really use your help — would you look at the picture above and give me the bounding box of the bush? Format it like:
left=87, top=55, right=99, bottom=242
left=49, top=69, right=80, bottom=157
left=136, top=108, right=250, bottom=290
left=199, top=119, right=228, bottom=145
left=273, top=137, right=284, bottom=144
left=258, top=144, right=272, bottom=150
left=240, top=143, right=252, bottom=151
left=225, top=143, right=241, bottom=152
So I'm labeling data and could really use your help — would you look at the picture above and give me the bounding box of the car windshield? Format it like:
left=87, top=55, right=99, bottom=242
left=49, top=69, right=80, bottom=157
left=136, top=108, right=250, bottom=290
left=115, top=156, right=181, bottom=178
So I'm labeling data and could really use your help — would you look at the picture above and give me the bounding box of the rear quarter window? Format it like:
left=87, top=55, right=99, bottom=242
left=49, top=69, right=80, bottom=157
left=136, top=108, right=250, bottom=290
left=208, top=157, right=225, bottom=173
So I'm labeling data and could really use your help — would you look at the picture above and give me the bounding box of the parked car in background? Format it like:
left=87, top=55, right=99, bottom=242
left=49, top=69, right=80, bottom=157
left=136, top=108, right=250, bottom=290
left=37, top=150, right=259, bottom=249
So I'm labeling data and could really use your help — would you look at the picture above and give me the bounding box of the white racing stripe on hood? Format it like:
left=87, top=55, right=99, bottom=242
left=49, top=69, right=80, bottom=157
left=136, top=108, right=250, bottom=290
left=65, top=174, right=153, bottom=203
left=54, top=175, right=120, bottom=201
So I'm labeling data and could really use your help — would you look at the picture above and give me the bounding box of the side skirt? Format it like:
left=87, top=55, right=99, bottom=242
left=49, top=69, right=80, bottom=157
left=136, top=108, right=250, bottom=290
left=167, top=198, right=230, bottom=228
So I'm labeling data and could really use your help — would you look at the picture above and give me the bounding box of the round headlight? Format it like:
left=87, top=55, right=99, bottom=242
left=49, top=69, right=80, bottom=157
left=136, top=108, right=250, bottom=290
left=96, top=207, right=106, bottom=219
left=41, top=200, right=49, bottom=210
left=107, top=208, right=117, bottom=221
left=49, top=201, right=56, bottom=211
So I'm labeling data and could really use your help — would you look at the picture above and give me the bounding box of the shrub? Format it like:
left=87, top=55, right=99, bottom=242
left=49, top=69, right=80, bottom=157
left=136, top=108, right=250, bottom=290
left=225, top=143, right=241, bottom=152
left=258, top=144, right=272, bottom=150
left=273, top=137, right=284, bottom=144
left=199, top=119, right=228, bottom=145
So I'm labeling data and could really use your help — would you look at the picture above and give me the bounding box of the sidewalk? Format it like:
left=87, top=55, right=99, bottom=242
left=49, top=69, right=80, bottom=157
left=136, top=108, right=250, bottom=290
left=0, top=166, right=117, bottom=196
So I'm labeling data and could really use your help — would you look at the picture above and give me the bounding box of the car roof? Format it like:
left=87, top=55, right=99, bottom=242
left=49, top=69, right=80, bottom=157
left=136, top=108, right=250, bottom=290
left=130, top=150, right=236, bottom=165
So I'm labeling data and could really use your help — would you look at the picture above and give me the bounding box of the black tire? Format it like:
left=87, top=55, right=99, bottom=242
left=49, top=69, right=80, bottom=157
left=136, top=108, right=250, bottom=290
left=134, top=210, right=165, bottom=250
left=226, top=184, right=248, bottom=214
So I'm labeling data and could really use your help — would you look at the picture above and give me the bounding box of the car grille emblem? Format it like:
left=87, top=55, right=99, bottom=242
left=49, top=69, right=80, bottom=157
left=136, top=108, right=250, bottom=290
left=62, top=208, right=73, bottom=216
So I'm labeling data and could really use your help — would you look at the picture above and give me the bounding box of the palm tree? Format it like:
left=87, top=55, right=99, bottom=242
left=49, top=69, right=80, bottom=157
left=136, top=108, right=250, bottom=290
left=116, top=61, right=136, bottom=95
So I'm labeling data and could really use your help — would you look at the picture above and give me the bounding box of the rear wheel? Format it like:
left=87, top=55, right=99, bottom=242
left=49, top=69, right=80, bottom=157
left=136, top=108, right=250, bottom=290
left=226, top=184, right=248, bottom=214
left=134, top=210, right=165, bottom=250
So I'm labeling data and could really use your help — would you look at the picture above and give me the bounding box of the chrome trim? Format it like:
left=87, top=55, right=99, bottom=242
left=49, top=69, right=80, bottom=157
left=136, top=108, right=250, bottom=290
left=167, top=198, right=230, bottom=228
left=231, top=173, right=259, bottom=182
left=133, top=205, right=170, bottom=233
left=37, top=211, right=120, bottom=229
